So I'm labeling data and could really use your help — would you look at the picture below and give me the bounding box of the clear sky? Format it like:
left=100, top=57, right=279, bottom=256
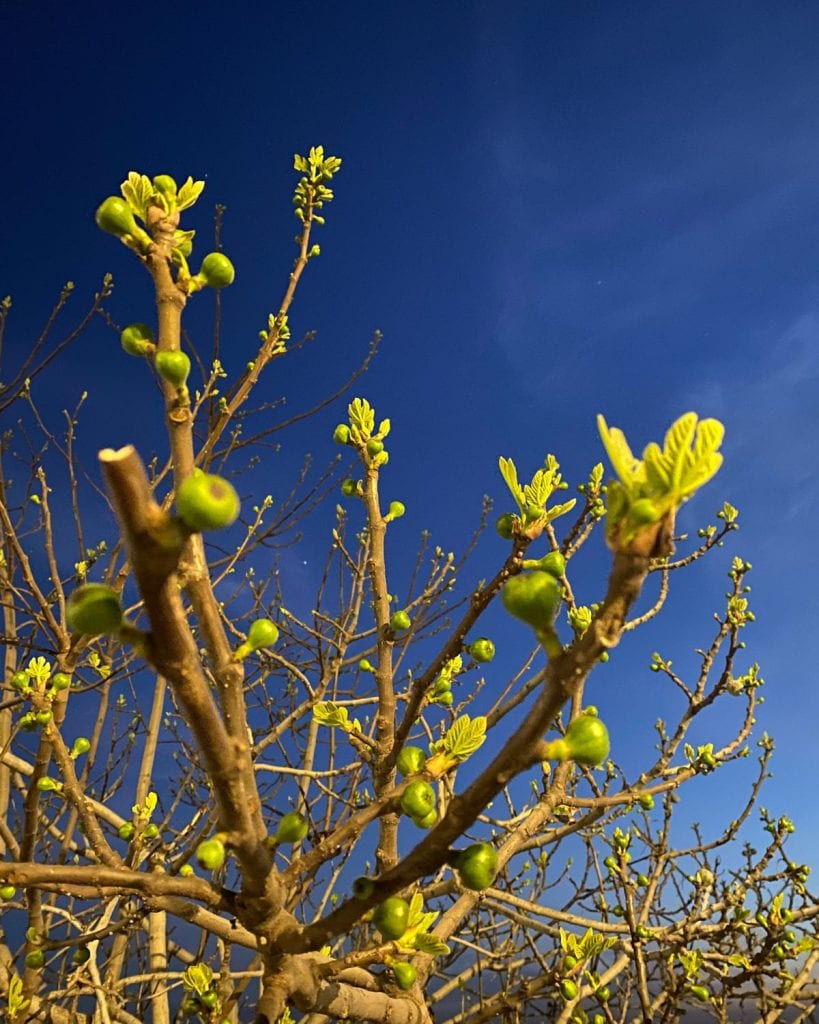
left=3, top=1, right=817, bottom=863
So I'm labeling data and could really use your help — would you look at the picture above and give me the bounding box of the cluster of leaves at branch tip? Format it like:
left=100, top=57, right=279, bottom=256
left=181, top=963, right=221, bottom=1015
left=96, top=172, right=238, bottom=294
left=597, top=411, right=725, bottom=552
left=496, top=453, right=576, bottom=541
left=335, top=397, right=392, bottom=480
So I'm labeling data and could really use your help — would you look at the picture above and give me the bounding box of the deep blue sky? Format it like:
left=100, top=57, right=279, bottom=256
left=3, top=2, right=817, bottom=863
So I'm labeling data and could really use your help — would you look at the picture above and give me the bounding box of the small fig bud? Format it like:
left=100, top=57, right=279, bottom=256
left=72, top=946, right=91, bottom=965
left=50, top=672, right=71, bottom=691
left=71, top=737, right=91, bottom=757
left=153, top=174, right=177, bottom=196
left=0, top=884, right=16, bottom=901
left=333, top=424, right=351, bottom=444
left=25, top=949, right=45, bottom=969
left=118, top=822, right=135, bottom=841
left=341, top=478, right=358, bottom=497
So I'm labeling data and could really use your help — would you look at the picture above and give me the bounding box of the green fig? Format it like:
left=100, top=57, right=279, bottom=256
left=66, top=583, right=123, bottom=635
left=176, top=471, right=240, bottom=532
left=547, top=715, right=610, bottom=766
left=638, top=793, right=654, bottom=810
left=456, top=842, right=498, bottom=891
left=390, top=610, right=411, bottom=632
left=155, top=350, right=191, bottom=388
left=50, top=671, right=71, bottom=691
left=373, top=896, right=409, bottom=940
left=118, top=822, right=135, bottom=841
left=341, top=478, right=358, bottom=497
left=352, top=876, right=375, bottom=900
left=95, top=196, right=138, bottom=237
left=195, top=838, right=226, bottom=871
left=72, top=946, right=91, bottom=965
left=333, top=423, right=351, bottom=444
left=560, top=978, right=578, bottom=1000
left=120, top=323, right=155, bottom=357
left=415, top=808, right=438, bottom=829
left=25, top=949, right=45, bottom=969
left=246, top=618, right=279, bottom=650
left=386, top=500, right=405, bottom=520
left=142, top=824, right=160, bottom=840
left=469, top=637, right=495, bottom=663
left=400, top=780, right=436, bottom=820
left=495, top=512, right=516, bottom=539
left=394, top=962, right=417, bottom=990
left=198, top=252, right=235, bottom=288
left=153, top=174, right=177, bottom=196
left=396, top=745, right=427, bottom=777
left=538, top=550, right=566, bottom=578
left=0, top=884, right=16, bottom=901
left=275, top=812, right=309, bottom=844
left=501, top=571, right=560, bottom=633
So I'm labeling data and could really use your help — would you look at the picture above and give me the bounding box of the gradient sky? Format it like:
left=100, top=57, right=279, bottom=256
left=3, top=2, right=818, bottom=865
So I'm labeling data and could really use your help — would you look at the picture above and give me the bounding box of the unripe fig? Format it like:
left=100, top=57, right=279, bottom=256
left=246, top=618, right=279, bottom=650
left=502, top=571, right=560, bottom=632
left=66, top=583, right=123, bottom=635
left=333, top=423, right=351, bottom=444
left=560, top=978, right=578, bottom=1000
left=11, top=670, right=29, bottom=690
left=275, top=812, right=309, bottom=844
left=538, top=550, right=566, bottom=578
left=50, top=672, right=71, bottom=691
left=196, top=838, right=226, bottom=871
left=35, top=710, right=52, bottom=726
left=603, top=855, right=618, bottom=871
left=95, top=196, right=137, bottom=237
left=341, top=478, right=358, bottom=496
left=366, top=438, right=384, bottom=457
left=386, top=500, right=405, bottom=520
left=200, top=991, right=218, bottom=1009
left=198, top=252, right=235, bottom=288
left=636, top=873, right=650, bottom=886
left=373, top=896, right=409, bottom=940
left=469, top=637, right=495, bottom=663
left=437, top=691, right=454, bottom=707
left=415, top=808, right=438, bottom=829
left=564, top=715, right=610, bottom=766
left=396, top=745, right=427, bottom=777
left=155, top=350, right=191, bottom=388
left=72, top=946, right=91, bottom=965
left=638, top=793, right=654, bottom=810
left=394, top=962, right=417, bottom=990
left=353, top=876, right=375, bottom=900
left=121, top=323, right=156, bottom=357
left=153, top=174, right=177, bottom=196
left=390, top=610, right=411, bottom=632
left=596, top=985, right=611, bottom=1003
left=0, top=884, right=16, bottom=900
left=25, top=949, right=45, bottom=969
left=400, top=780, right=436, bottom=820
left=690, top=985, right=711, bottom=1003
left=176, top=471, right=240, bottom=532
left=142, top=824, right=160, bottom=840
left=456, top=842, right=498, bottom=891
left=118, top=822, right=135, bottom=841
left=495, top=512, right=516, bottom=539
left=179, top=863, right=195, bottom=877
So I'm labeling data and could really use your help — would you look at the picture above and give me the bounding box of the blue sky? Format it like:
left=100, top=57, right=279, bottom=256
left=3, top=2, right=817, bottom=863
